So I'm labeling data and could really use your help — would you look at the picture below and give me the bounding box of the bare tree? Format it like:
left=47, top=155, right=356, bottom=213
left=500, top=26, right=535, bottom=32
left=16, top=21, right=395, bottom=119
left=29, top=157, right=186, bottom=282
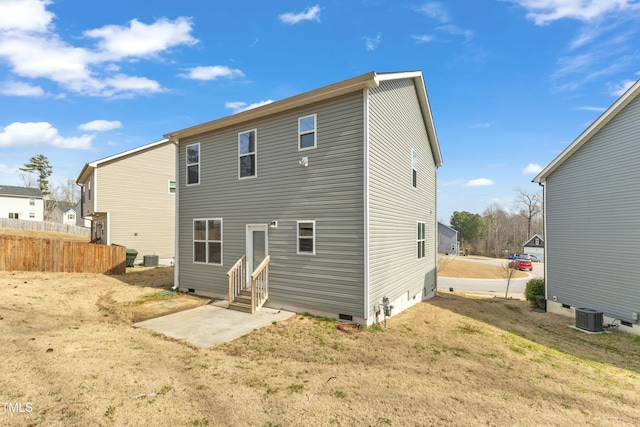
left=19, top=173, right=37, bottom=188
left=500, top=262, right=517, bottom=298
left=514, top=188, right=542, bottom=238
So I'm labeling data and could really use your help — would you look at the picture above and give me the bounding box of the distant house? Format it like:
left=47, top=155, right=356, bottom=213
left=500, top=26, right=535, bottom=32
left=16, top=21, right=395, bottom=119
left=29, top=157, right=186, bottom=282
left=438, top=222, right=458, bottom=255
left=74, top=201, right=90, bottom=227
left=76, top=139, right=176, bottom=264
left=0, top=185, right=44, bottom=221
left=50, top=204, right=78, bottom=226
left=522, top=234, right=544, bottom=262
left=165, top=71, right=443, bottom=325
left=534, top=79, right=640, bottom=335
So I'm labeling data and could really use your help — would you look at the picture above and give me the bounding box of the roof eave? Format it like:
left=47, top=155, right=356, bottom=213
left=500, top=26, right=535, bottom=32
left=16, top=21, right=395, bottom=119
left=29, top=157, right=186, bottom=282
left=164, top=72, right=381, bottom=141
left=533, top=79, right=640, bottom=184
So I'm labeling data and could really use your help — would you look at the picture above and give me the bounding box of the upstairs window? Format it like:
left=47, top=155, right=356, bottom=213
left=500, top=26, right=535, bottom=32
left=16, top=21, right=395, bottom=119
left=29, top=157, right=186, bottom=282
left=417, top=221, right=426, bottom=259
left=299, top=114, right=316, bottom=150
left=193, top=219, right=222, bottom=265
left=68, top=214, right=75, bottom=220
left=29, top=198, right=35, bottom=206
left=412, top=149, right=418, bottom=188
left=534, top=238, right=540, bottom=246
left=169, top=180, right=176, bottom=194
left=297, top=221, right=315, bottom=254
left=186, top=143, right=200, bottom=185
left=239, top=130, right=257, bottom=178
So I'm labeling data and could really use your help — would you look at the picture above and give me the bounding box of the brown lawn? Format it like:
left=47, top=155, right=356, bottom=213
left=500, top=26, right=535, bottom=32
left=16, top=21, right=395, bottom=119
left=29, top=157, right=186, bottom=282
left=2, top=264, right=640, bottom=426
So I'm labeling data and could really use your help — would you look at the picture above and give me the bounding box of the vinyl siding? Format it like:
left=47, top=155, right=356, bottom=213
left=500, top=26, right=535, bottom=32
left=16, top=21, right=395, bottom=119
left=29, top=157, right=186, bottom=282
left=367, top=79, right=437, bottom=318
left=177, top=91, right=366, bottom=318
left=545, top=94, right=640, bottom=322
left=94, top=142, right=176, bottom=259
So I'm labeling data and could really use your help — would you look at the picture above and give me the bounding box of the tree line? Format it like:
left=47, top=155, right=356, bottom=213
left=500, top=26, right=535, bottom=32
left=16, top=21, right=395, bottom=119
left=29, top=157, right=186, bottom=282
left=449, top=188, right=543, bottom=258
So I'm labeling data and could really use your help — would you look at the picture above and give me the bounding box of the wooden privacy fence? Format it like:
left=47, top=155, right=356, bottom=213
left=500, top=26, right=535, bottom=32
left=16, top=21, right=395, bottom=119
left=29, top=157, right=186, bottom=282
left=0, top=236, right=126, bottom=275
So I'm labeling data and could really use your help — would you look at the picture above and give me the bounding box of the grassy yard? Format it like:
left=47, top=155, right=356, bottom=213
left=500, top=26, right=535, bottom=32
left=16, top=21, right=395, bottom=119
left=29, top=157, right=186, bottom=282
left=1, top=265, right=639, bottom=426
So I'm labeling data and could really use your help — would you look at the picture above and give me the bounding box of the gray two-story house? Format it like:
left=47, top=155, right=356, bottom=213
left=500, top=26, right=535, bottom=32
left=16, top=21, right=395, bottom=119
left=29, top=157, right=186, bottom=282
left=165, top=71, right=442, bottom=326
left=534, top=79, right=640, bottom=335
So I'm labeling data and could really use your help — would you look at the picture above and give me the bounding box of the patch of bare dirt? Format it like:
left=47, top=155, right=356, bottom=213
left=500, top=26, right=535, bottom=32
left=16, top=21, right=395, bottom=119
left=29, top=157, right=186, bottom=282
left=1, top=268, right=640, bottom=426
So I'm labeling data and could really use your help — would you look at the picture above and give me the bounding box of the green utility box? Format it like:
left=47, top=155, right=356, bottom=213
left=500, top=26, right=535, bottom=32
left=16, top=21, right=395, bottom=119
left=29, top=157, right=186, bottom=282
left=126, top=249, right=138, bottom=267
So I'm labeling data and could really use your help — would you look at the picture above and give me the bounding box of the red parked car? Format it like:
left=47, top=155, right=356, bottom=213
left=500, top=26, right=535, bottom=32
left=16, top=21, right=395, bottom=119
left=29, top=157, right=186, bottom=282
left=509, top=258, right=532, bottom=271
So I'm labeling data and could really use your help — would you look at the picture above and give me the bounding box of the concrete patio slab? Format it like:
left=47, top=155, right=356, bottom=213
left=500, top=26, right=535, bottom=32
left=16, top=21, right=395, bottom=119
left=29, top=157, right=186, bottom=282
left=134, top=301, right=296, bottom=347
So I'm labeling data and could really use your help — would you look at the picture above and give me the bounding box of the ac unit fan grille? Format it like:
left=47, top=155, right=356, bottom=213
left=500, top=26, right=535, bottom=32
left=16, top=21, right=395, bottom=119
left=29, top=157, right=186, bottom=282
left=575, top=308, right=603, bottom=332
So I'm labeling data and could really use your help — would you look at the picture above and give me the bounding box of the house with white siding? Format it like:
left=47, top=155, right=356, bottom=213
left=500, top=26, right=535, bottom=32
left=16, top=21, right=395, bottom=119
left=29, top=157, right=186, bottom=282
left=165, top=71, right=442, bottom=325
left=0, top=185, right=44, bottom=221
left=534, top=79, right=640, bottom=335
left=522, top=234, right=544, bottom=262
left=76, top=139, right=176, bottom=264
left=50, top=204, right=78, bottom=226
left=438, top=222, right=459, bottom=255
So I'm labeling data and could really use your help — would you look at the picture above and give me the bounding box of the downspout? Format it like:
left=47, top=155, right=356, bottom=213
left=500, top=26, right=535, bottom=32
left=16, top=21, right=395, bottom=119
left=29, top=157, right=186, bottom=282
left=538, top=181, right=547, bottom=301
left=434, top=167, right=440, bottom=297
left=76, top=183, right=84, bottom=224
left=170, top=137, right=180, bottom=290
left=363, top=87, right=371, bottom=324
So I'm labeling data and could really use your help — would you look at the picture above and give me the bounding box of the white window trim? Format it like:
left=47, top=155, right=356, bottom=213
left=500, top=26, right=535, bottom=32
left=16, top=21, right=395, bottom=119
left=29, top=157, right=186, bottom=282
left=417, top=221, right=426, bottom=259
left=186, top=143, right=200, bottom=186
left=238, top=129, right=257, bottom=180
left=193, top=218, right=223, bottom=265
left=411, top=148, right=418, bottom=188
left=298, top=114, right=317, bottom=151
left=168, top=180, right=176, bottom=194
left=297, top=220, right=316, bottom=255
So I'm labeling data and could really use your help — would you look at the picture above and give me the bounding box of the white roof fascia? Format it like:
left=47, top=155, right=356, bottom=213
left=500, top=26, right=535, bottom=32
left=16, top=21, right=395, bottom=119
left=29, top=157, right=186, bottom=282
left=534, top=79, right=640, bottom=184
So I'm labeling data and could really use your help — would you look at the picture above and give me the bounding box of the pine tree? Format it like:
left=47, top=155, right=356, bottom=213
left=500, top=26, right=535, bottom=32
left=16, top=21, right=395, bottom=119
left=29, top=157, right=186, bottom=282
left=19, top=154, right=53, bottom=196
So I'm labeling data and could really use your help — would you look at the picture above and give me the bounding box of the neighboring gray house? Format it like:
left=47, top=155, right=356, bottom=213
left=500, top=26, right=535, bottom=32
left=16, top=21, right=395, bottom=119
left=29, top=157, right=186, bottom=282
left=165, top=71, right=442, bottom=326
left=0, top=185, right=44, bottom=221
left=522, top=234, right=544, bottom=262
left=50, top=204, right=77, bottom=226
left=438, top=222, right=458, bottom=255
left=534, top=79, right=640, bottom=335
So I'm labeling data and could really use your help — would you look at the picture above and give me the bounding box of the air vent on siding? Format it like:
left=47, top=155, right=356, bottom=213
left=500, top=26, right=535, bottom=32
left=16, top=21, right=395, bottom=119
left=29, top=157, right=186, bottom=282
left=575, top=308, right=603, bottom=332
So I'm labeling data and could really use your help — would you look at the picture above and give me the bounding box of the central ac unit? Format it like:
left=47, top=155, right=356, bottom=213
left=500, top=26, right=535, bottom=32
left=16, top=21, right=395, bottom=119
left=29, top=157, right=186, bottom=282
left=575, top=308, right=603, bottom=332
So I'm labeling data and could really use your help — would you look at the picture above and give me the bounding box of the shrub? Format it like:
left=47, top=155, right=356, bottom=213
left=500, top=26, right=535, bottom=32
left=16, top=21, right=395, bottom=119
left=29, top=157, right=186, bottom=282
left=525, top=278, right=545, bottom=308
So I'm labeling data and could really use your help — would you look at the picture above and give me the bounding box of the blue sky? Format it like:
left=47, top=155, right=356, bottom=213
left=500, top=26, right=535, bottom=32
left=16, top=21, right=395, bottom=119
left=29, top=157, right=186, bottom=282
left=1, top=0, right=639, bottom=223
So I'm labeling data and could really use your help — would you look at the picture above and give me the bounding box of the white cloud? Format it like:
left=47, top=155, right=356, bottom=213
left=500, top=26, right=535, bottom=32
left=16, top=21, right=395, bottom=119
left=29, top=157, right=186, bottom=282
left=0, top=0, right=54, bottom=33
left=279, top=5, right=321, bottom=24
left=470, top=122, right=492, bottom=128
left=509, top=0, right=640, bottom=25
left=416, top=2, right=451, bottom=23
left=0, top=122, right=93, bottom=149
left=411, top=35, right=435, bottom=43
left=365, top=33, right=382, bottom=51
left=413, top=4, right=473, bottom=42
left=522, top=163, right=543, bottom=174
left=464, top=178, right=495, bottom=187
left=225, top=100, right=274, bottom=114
left=607, top=79, right=636, bottom=96
left=436, top=24, right=474, bottom=40
left=83, top=17, right=197, bottom=60
left=0, top=3, right=198, bottom=98
left=575, top=106, right=606, bottom=112
left=180, top=66, right=244, bottom=81
left=0, top=81, right=45, bottom=97
left=77, top=120, right=123, bottom=132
